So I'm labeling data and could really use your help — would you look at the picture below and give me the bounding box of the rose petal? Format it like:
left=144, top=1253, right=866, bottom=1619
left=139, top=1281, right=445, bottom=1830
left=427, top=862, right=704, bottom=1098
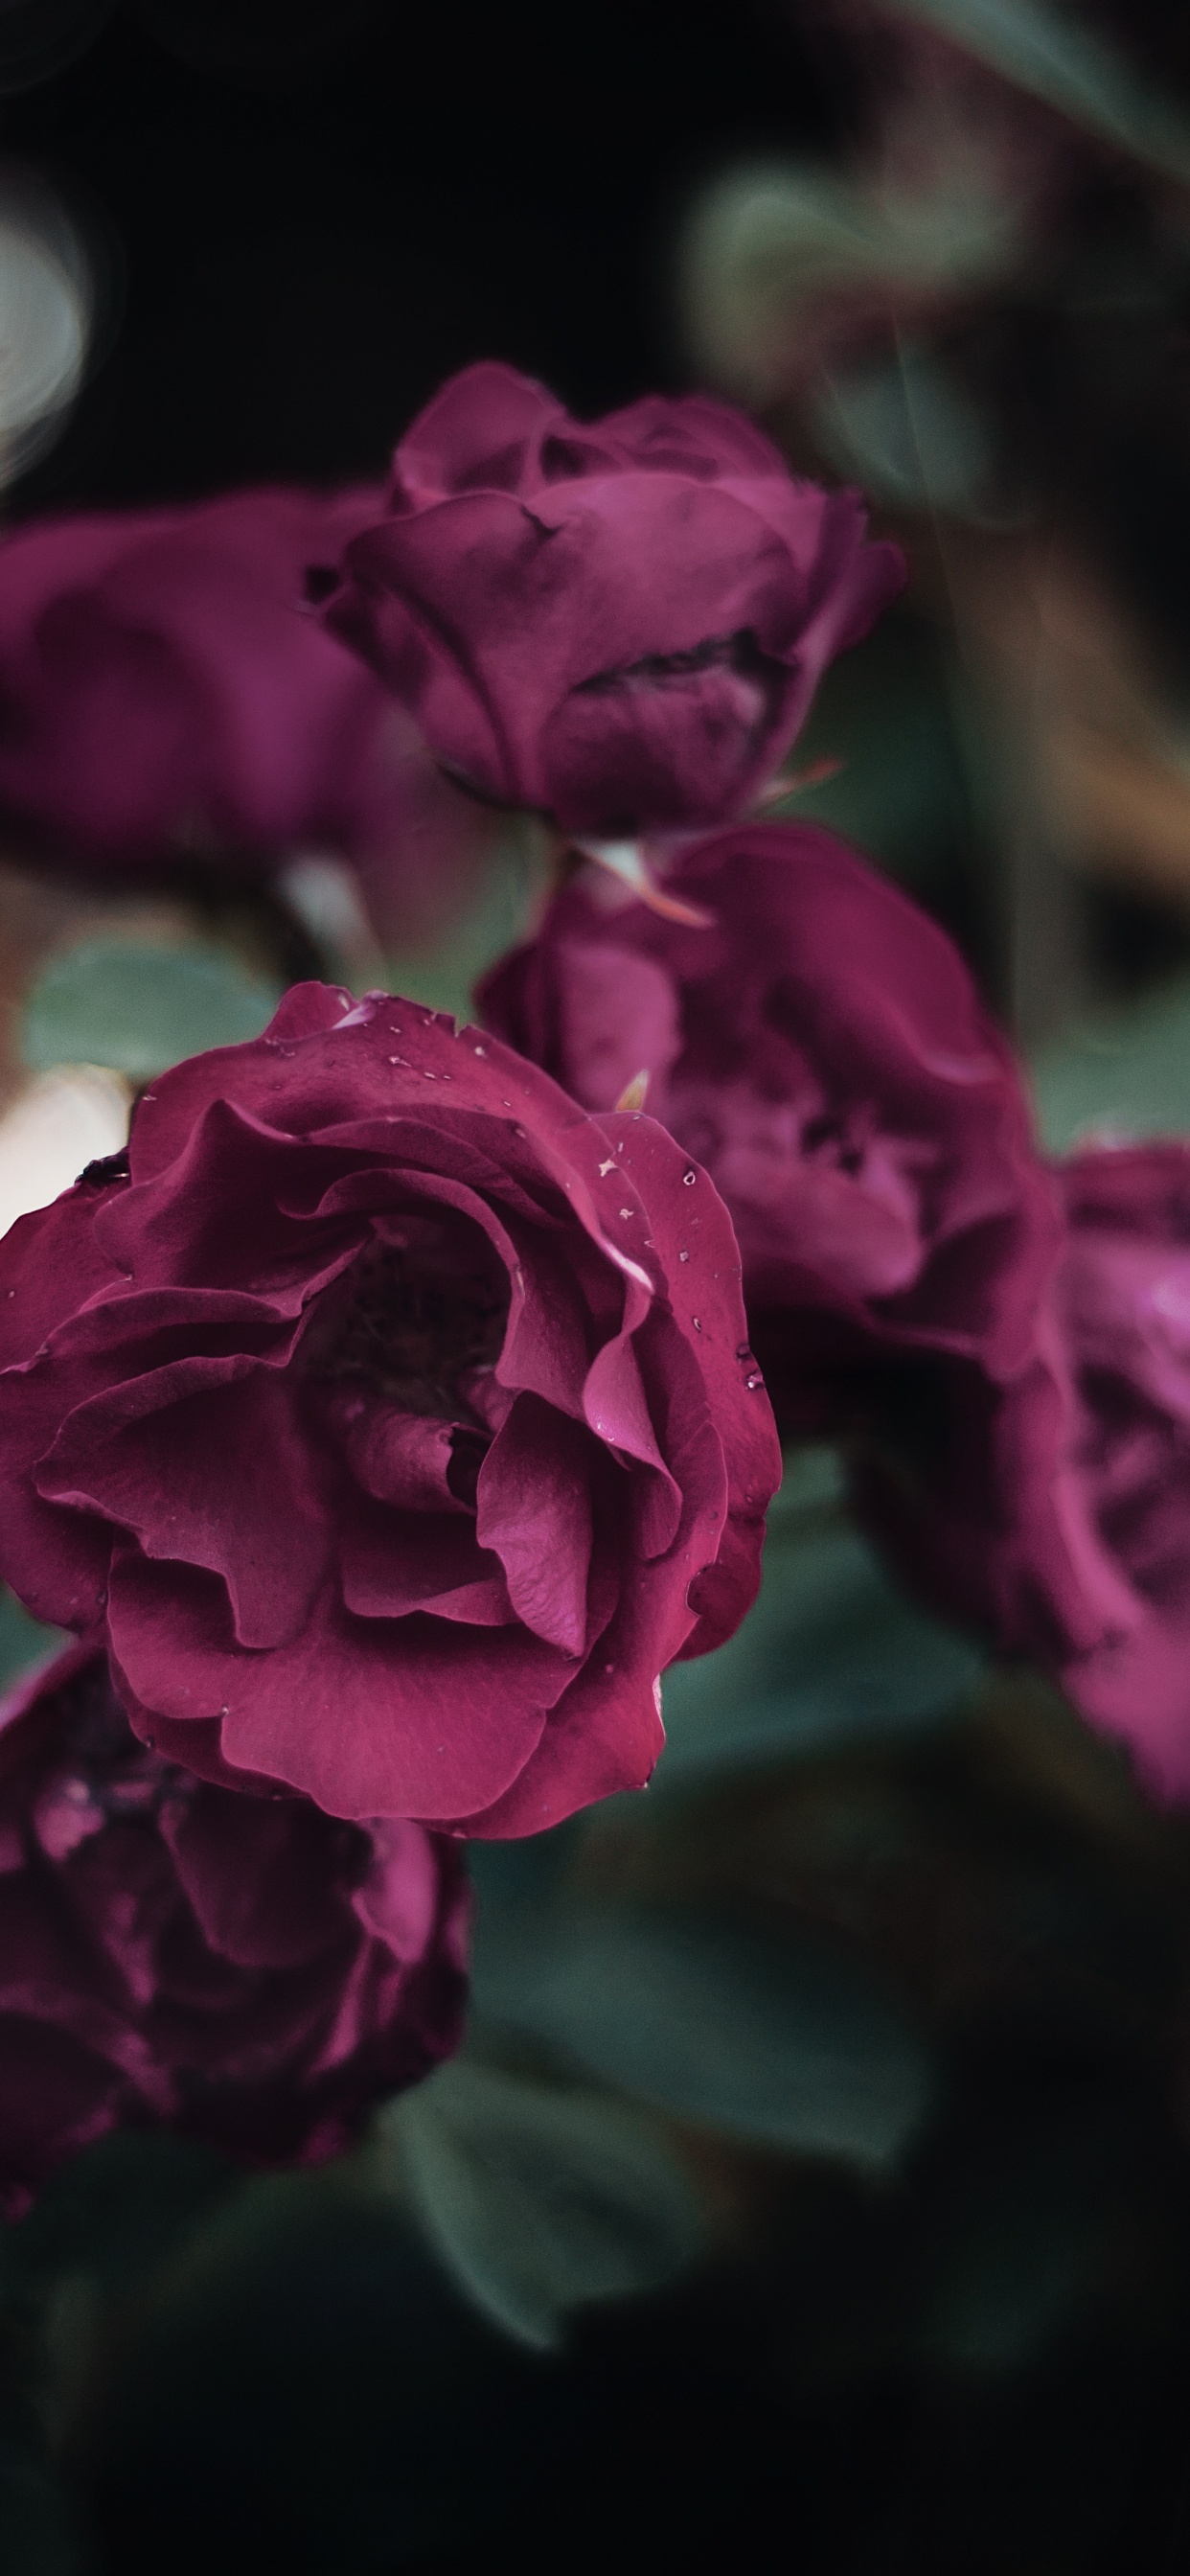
left=105, top=1551, right=571, bottom=1822
left=37, top=1364, right=330, bottom=1649
left=476, top=1394, right=594, bottom=1655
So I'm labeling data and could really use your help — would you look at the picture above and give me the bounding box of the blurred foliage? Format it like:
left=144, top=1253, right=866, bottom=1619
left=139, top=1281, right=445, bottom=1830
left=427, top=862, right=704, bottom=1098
left=1033, top=966, right=1190, bottom=1148
left=471, top=1901, right=933, bottom=2168
left=812, top=339, right=1002, bottom=519
left=655, top=1446, right=983, bottom=1784
left=0, top=1588, right=66, bottom=1696
left=378, top=2058, right=702, bottom=2350
left=381, top=822, right=553, bottom=1024
left=22, top=936, right=283, bottom=1078
left=882, top=0, right=1190, bottom=182
left=775, top=615, right=971, bottom=866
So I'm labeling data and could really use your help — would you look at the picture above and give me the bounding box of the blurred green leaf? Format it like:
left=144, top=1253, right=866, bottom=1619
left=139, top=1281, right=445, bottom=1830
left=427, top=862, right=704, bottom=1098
left=1032, top=972, right=1190, bottom=1149
left=772, top=615, right=976, bottom=885
left=883, top=0, right=1190, bottom=186
left=655, top=1448, right=982, bottom=1788
left=472, top=1908, right=933, bottom=2171
left=378, top=2059, right=702, bottom=2351
left=680, top=158, right=1020, bottom=402
left=812, top=341, right=997, bottom=518
left=383, top=823, right=552, bottom=1023
left=22, top=940, right=284, bottom=1079
left=0, top=1589, right=66, bottom=1697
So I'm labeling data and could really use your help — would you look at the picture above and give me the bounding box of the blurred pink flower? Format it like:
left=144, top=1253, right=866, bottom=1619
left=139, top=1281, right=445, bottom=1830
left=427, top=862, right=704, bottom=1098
left=0, top=1639, right=469, bottom=2216
left=858, top=1143, right=1190, bottom=1802
left=479, top=820, right=1059, bottom=1393
left=0, top=485, right=491, bottom=943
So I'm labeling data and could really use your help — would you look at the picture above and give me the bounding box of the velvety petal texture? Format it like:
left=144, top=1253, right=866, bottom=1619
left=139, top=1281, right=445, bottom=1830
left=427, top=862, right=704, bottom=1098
left=0, top=487, right=491, bottom=935
left=857, top=1143, right=1190, bottom=1803
left=0, top=1640, right=469, bottom=2216
left=325, top=362, right=904, bottom=837
left=0, top=986, right=779, bottom=1831
left=478, top=821, right=1061, bottom=1392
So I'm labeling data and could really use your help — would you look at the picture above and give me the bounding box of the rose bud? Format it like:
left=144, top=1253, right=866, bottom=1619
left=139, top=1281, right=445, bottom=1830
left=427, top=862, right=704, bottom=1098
left=0, top=487, right=490, bottom=941
left=857, top=1142, right=1190, bottom=1804
left=324, top=362, right=904, bottom=840
left=478, top=820, right=1060, bottom=1411
left=0, top=1640, right=469, bottom=2216
left=0, top=986, right=779, bottom=1833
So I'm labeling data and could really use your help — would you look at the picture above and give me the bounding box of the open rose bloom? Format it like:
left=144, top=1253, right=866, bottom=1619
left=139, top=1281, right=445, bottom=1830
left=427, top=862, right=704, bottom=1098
left=0, top=984, right=779, bottom=1835
left=0, top=1640, right=468, bottom=2214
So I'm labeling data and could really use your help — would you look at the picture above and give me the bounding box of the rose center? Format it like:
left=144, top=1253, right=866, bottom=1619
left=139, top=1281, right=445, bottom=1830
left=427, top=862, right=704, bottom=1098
left=303, top=1214, right=510, bottom=1420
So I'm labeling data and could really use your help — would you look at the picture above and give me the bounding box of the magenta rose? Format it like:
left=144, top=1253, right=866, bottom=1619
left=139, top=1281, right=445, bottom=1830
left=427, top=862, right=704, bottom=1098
left=856, top=1142, right=1190, bottom=1800
left=324, top=362, right=904, bottom=840
left=478, top=821, right=1060, bottom=1405
left=0, top=1638, right=468, bottom=2216
left=0, top=984, right=779, bottom=1834
left=0, top=486, right=492, bottom=938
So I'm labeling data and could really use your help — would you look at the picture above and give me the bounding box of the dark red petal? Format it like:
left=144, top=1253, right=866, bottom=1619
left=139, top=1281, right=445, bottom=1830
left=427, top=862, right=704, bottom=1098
left=105, top=1552, right=572, bottom=1822
left=475, top=1394, right=594, bottom=1655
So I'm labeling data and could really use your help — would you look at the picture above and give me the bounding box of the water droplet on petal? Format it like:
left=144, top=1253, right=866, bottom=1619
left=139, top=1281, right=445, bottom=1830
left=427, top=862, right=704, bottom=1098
left=678, top=1250, right=690, bottom=1263
left=473, top=1044, right=488, bottom=1057
left=682, top=1168, right=697, bottom=1186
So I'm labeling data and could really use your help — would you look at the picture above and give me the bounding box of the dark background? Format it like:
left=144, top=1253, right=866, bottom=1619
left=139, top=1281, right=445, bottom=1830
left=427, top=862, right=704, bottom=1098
left=0, top=0, right=846, bottom=511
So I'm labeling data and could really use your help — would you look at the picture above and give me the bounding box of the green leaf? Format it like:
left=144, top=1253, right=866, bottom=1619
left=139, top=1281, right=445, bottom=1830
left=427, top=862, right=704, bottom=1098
left=768, top=615, right=977, bottom=887
left=812, top=341, right=996, bottom=518
left=883, top=0, right=1190, bottom=185
left=0, top=1587, right=66, bottom=1696
left=1031, top=972, right=1190, bottom=1150
left=472, top=1910, right=933, bottom=2171
left=681, top=159, right=1021, bottom=402
left=22, top=940, right=284, bottom=1079
left=378, top=2060, right=703, bottom=2350
left=383, top=823, right=552, bottom=1024
left=655, top=1448, right=983, bottom=1787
